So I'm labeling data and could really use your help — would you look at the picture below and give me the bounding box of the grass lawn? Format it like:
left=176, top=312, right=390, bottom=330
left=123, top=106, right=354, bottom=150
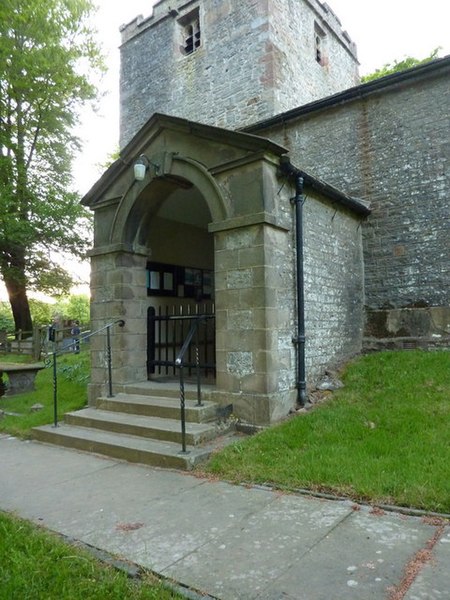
left=2, top=349, right=449, bottom=513
left=202, top=350, right=450, bottom=513
left=0, top=350, right=89, bottom=438
left=0, top=512, right=181, bottom=599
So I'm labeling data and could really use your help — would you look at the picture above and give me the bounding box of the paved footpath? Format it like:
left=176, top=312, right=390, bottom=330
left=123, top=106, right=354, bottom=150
left=1, top=434, right=449, bottom=600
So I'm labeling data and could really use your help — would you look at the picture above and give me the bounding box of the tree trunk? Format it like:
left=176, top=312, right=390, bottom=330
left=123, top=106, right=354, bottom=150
left=1, top=245, right=33, bottom=334
left=4, top=276, right=33, bottom=334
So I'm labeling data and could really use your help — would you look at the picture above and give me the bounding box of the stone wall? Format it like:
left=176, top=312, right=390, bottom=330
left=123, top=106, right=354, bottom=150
left=270, top=0, right=359, bottom=114
left=88, top=250, right=148, bottom=403
left=119, top=0, right=358, bottom=146
left=210, top=177, right=364, bottom=421
left=249, top=61, right=450, bottom=329
left=213, top=222, right=296, bottom=423
left=303, top=194, right=365, bottom=377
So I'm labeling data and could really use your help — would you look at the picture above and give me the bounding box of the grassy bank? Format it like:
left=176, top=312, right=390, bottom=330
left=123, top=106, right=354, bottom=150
left=202, top=350, right=450, bottom=513
left=0, top=351, right=89, bottom=437
left=0, top=512, right=181, bottom=599
left=2, top=349, right=449, bottom=512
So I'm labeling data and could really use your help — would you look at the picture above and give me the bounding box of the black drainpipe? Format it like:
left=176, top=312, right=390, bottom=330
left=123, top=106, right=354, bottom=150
left=279, top=156, right=307, bottom=407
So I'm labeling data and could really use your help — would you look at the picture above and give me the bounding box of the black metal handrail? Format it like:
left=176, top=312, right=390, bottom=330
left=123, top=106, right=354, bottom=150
left=46, top=319, right=125, bottom=428
left=175, top=314, right=214, bottom=454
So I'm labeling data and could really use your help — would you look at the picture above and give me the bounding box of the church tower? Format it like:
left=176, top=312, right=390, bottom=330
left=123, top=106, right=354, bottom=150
left=119, top=0, right=359, bottom=147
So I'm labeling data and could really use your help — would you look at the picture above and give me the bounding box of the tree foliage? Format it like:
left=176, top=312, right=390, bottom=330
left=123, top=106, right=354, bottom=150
left=0, top=0, right=102, bottom=331
left=0, top=294, right=90, bottom=330
left=361, top=48, right=441, bottom=83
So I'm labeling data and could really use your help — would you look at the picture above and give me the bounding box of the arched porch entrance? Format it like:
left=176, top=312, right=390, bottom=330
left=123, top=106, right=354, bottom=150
left=84, top=114, right=295, bottom=426
left=142, top=177, right=216, bottom=380
left=87, top=149, right=229, bottom=396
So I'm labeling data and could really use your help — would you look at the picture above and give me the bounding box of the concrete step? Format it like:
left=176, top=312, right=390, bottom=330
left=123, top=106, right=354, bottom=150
left=32, top=424, right=213, bottom=470
left=97, top=393, right=218, bottom=423
left=64, top=408, right=219, bottom=446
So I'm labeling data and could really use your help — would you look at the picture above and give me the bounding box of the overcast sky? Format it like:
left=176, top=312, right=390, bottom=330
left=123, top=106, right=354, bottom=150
left=73, top=0, right=450, bottom=196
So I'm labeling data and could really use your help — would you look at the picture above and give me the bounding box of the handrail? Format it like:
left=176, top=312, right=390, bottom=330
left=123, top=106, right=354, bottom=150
left=174, top=314, right=214, bottom=454
left=47, top=319, right=125, bottom=428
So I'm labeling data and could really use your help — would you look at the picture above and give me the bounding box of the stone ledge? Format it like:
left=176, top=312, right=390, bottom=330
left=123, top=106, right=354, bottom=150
left=363, top=337, right=450, bottom=352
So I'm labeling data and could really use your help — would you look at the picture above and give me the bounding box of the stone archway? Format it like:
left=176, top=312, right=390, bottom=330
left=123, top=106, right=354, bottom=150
left=88, top=153, right=229, bottom=399
left=109, top=153, right=231, bottom=249
left=84, top=114, right=296, bottom=425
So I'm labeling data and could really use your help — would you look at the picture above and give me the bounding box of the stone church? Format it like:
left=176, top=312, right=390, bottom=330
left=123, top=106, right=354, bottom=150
left=82, top=0, right=450, bottom=426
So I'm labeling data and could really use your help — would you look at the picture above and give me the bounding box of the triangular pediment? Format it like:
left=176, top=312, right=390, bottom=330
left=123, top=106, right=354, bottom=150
left=82, top=113, right=287, bottom=207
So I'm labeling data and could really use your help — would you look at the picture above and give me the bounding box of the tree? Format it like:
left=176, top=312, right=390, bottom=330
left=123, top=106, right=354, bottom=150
left=361, top=48, right=441, bottom=83
left=56, top=293, right=90, bottom=326
left=0, top=0, right=102, bottom=332
left=0, top=301, right=15, bottom=331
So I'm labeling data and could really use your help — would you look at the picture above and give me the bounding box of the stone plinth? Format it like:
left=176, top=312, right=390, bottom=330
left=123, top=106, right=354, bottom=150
left=0, top=363, right=45, bottom=397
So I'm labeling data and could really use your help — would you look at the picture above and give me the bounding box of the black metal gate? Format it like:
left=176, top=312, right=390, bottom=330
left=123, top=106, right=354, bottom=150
left=147, top=304, right=215, bottom=378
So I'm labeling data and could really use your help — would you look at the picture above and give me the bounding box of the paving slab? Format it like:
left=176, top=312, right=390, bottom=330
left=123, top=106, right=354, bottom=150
left=256, top=507, right=438, bottom=600
left=161, top=493, right=353, bottom=599
left=404, top=526, right=450, bottom=600
left=1, top=435, right=449, bottom=600
left=79, top=480, right=278, bottom=571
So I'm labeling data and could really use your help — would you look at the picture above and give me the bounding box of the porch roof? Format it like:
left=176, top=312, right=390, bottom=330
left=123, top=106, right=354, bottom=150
left=81, top=113, right=287, bottom=207
left=81, top=112, right=370, bottom=216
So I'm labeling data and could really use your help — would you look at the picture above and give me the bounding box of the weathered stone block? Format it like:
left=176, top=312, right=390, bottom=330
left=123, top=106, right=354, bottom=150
left=227, top=351, right=254, bottom=377
left=226, top=269, right=253, bottom=289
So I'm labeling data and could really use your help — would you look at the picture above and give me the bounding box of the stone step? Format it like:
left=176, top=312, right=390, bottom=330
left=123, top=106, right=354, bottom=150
left=119, top=380, right=216, bottom=401
left=97, top=393, right=218, bottom=423
left=64, top=408, right=219, bottom=446
left=32, top=424, right=213, bottom=470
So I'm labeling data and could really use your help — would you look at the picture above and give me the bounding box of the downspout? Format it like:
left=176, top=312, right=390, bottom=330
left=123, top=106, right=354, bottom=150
left=279, top=156, right=307, bottom=407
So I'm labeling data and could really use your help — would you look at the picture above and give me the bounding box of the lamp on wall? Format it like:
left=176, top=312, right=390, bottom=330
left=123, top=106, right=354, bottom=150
left=134, top=154, right=160, bottom=181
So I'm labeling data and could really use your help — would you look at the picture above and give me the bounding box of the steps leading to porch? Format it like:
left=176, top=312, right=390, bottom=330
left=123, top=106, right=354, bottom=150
left=32, top=383, right=235, bottom=470
left=97, top=393, right=218, bottom=423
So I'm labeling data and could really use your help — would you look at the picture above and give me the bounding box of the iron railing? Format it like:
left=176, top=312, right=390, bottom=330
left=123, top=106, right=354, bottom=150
left=47, top=319, right=125, bottom=428
left=147, top=303, right=215, bottom=378
left=174, top=314, right=215, bottom=453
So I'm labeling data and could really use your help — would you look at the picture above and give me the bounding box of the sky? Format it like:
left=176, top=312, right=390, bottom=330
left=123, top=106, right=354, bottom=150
left=1, top=0, right=449, bottom=302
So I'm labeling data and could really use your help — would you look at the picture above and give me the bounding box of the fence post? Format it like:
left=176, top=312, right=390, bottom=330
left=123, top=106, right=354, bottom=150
left=32, top=326, right=41, bottom=361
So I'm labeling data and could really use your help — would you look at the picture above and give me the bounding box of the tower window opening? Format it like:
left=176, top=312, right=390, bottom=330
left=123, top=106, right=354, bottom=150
left=315, top=34, right=322, bottom=62
left=314, top=22, right=327, bottom=66
left=179, top=9, right=201, bottom=56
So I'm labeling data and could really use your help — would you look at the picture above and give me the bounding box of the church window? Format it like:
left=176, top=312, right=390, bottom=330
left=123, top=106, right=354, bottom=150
left=179, top=8, right=201, bottom=56
left=314, top=22, right=327, bottom=66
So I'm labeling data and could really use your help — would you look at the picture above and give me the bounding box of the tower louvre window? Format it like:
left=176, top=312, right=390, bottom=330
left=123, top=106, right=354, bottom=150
left=179, top=8, right=201, bottom=56
left=314, top=22, right=327, bottom=66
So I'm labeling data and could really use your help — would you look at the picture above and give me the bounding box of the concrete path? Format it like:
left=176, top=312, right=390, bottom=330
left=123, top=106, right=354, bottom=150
left=1, top=434, right=449, bottom=600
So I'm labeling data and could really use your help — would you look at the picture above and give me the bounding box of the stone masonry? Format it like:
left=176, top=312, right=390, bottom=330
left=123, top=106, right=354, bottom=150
left=83, top=1, right=449, bottom=425
left=83, top=115, right=368, bottom=423
left=119, top=0, right=358, bottom=146
left=246, top=58, right=450, bottom=343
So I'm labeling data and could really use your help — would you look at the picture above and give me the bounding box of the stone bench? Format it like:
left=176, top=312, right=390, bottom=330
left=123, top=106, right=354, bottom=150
left=0, top=362, right=45, bottom=397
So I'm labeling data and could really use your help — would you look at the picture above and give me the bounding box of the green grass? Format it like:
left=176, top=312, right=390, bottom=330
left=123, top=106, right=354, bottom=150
left=0, top=350, right=89, bottom=438
left=0, top=512, right=181, bottom=599
left=2, top=349, right=449, bottom=512
left=202, top=350, right=450, bottom=513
